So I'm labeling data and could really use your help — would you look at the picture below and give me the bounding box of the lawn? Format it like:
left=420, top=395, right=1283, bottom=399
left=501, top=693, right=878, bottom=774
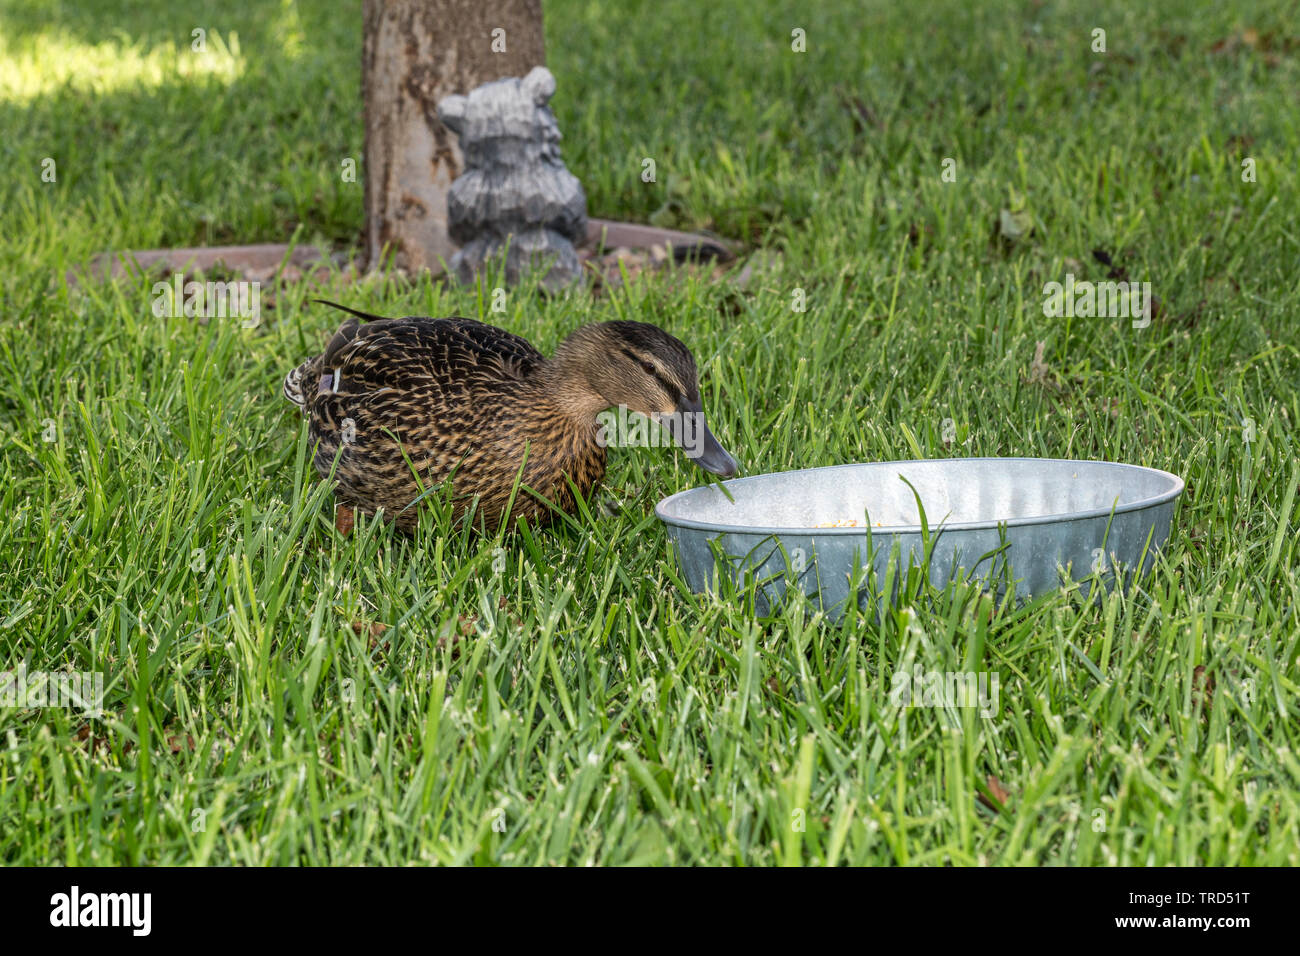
left=1, top=0, right=1297, bottom=865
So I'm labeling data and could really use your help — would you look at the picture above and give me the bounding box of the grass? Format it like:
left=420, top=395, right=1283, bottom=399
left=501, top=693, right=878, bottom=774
left=1, top=0, right=1298, bottom=865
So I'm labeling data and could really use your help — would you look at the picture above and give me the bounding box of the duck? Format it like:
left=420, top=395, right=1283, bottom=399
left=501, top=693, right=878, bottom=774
left=283, top=300, right=738, bottom=532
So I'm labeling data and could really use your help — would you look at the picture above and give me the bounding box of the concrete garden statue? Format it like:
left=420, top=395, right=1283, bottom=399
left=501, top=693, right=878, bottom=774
left=437, top=66, right=587, bottom=290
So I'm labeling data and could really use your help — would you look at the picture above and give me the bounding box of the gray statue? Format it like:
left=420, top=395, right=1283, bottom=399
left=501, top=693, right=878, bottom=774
left=437, top=66, right=587, bottom=291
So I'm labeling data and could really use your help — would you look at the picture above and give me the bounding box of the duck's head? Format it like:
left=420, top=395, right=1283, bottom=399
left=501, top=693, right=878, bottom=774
left=552, top=321, right=739, bottom=478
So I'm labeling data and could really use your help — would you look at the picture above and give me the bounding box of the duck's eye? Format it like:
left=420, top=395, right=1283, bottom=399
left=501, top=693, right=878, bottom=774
left=639, top=360, right=657, bottom=375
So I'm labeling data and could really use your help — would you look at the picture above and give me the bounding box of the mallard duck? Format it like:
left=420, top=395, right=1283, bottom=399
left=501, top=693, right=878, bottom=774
left=283, top=300, right=737, bottom=531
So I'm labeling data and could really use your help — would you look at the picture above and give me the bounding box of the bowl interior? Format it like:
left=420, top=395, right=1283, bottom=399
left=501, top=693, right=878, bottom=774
left=657, top=458, right=1183, bottom=532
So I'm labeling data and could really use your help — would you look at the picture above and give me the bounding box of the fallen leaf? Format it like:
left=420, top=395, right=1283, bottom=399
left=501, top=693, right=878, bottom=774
left=1027, top=340, right=1051, bottom=385
left=978, top=774, right=1012, bottom=810
left=75, top=723, right=128, bottom=754
left=1192, top=665, right=1215, bottom=714
left=351, top=620, right=389, bottom=652
left=335, top=504, right=354, bottom=536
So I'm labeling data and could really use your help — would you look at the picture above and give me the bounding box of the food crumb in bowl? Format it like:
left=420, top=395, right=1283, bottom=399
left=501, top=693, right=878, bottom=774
left=815, top=518, right=858, bottom=528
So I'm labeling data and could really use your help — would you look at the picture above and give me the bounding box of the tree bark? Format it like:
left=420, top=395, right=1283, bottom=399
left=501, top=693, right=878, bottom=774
left=362, top=0, right=545, bottom=274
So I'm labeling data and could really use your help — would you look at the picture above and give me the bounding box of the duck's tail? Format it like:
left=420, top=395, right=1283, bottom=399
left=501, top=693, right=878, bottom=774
left=284, top=301, right=378, bottom=411
left=282, top=357, right=318, bottom=412
left=313, top=299, right=387, bottom=323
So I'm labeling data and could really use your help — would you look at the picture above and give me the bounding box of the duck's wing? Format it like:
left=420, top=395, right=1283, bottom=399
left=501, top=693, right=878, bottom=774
left=304, top=316, right=545, bottom=518
left=306, top=316, right=544, bottom=460
left=428, top=317, right=547, bottom=376
left=316, top=316, right=543, bottom=398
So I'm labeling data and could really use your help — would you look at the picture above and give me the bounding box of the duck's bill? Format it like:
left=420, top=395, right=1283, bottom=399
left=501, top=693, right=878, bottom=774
left=660, top=401, right=739, bottom=479
left=692, top=423, right=739, bottom=478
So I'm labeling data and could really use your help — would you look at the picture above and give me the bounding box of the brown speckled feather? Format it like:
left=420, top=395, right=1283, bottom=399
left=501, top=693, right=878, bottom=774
left=294, top=315, right=605, bottom=530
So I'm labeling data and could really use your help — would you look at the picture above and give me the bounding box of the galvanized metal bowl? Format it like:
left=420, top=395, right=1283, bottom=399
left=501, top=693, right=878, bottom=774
left=655, top=458, right=1184, bottom=619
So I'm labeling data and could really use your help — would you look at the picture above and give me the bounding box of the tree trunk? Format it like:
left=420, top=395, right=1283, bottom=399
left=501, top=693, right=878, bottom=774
left=362, top=0, right=545, bottom=274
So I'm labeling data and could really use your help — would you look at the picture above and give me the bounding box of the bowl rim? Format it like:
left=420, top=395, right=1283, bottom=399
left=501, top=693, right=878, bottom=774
left=653, top=457, right=1186, bottom=536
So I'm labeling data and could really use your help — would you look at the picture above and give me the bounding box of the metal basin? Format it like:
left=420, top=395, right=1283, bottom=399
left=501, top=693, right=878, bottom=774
left=655, top=458, right=1184, bottom=619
